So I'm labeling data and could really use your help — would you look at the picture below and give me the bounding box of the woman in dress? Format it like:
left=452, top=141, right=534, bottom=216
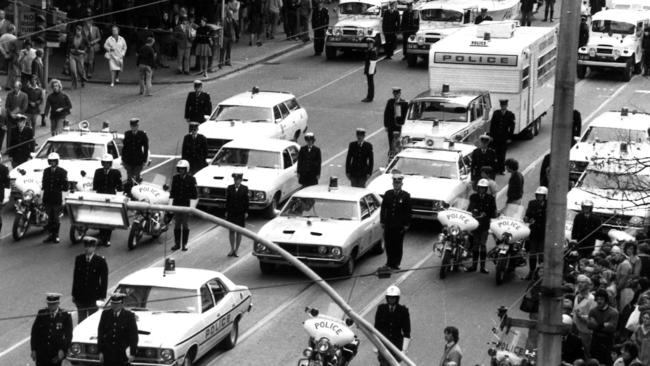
left=103, top=25, right=127, bottom=87
left=193, top=17, right=213, bottom=78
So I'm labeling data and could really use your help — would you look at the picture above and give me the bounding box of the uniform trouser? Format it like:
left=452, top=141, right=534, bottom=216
left=174, top=212, right=190, bottom=248
left=644, top=51, right=650, bottom=74
left=349, top=175, right=368, bottom=188
left=527, top=235, right=544, bottom=274
left=45, top=204, right=62, bottom=237
left=491, top=140, right=508, bottom=173
left=544, top=1, right=555, bottom=20
left=177, top=46, right=191, bottom=72
left=124, top=164, right=144, bottom=183
left=384, top=226, right=405, bottom=268
left=366, top=74, right=374, bottom=100
left=384, top=33, right=396, bottom=57
left=36, top=352, right=62, bottom=366
left=521, top=11, right=533, bottom=26
left=99, top=228, right=113, bottom=244
left=138, top=65, right=152, bottom=95
left=220, top=39, right=233, bottom=65
left=313, top=29, right=326, bottom=54
left=472, top=228, right=488, bottom=268
left=75, top=301, right=98, bottom=323
left=402, top=32, right=414, bottom=55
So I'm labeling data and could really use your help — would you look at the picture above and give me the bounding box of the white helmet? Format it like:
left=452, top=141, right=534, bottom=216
left=477, top=179, right=489, bottom=188
left=535, top=186, right=548, bottom=195
left=176, top=159, right=190, bottom=170
left=47, top=152, right=60, bottom=161
left=101, top=153, right=114, bottom=163
left=386, top=285, right=401, bottom=297
left=581, top=200, right=594, bottom=207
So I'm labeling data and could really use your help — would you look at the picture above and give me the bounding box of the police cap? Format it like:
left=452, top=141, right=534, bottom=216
left=479, top=133, right=492, bottom=142
left=499, top=99, right=509, bottom=106
left=304, top=132, right=315, bottom=140
left=193, top=79, right=203, bottom=86
left=392, top=172, right=404, bottom=182
left=232, top=172, right=243, bottom=180
left=46, top=293, right=62, bottom=303
left=109, top=292, right=127, bottom=303
left=83, top=236, right=99, bottom=246
left=129, top=118, right=140, bottom=125
left=392, top=87, right=401, bottom=93
left=189, top=121, right=200, bottom=131
left=356, top=128, right=366, bottom=135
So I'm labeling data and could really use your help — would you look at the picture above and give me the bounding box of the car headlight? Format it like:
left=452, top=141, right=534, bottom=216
left=334, top=27, right=342, bottom=36
left=569, top=161, right=577, bottom=170
left=409, top=34, right=416, bottom=41
left=331, top=247, right=342, bottom=256
left=327, top=26, right=333, bottom=34
left=433, top=200, right=449, bottom=210
left=317, top=337, right=330, bottom=353
left=416, top=36, right=425, bottom=45
left=588, top=48, right=596, bottom=57
left=70, top=343, right=82, bottom=355
left=23, top=189, right=34, bottom=201
left=160, top=349, right=174, bottom=361
left=255, top=242, right=269, bottom=253
left=357, top=28, right=364, bottom=36
left=248, top=190, right=266, bottom=201
left=202, top=187, right=210, bottom=195
left=87, top=344, right=98, bottom=354
left=144, top=348, right=157, bottom=358
left=401, top=136, right=410, bottom=145
left=318, top=246, right=328, bottom=255
left=449, top=225, right=461, bottom=237
left=613, top=49, right=621, bottom=58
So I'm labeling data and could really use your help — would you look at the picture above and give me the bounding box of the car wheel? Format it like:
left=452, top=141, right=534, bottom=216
left=222, top=318, right=239, bottom=350
left=519, top=125, right=535, bottom=140
left=576, top=65, right=587, bottom=79
left=293, top=129, right=301, bottom=142
left=339, top=254, right=356, bottom=278
left=406, top=54, right=418, bottom=67
left=259, top=261, right=276, bottom=274
left=263, top=193, right=280, bottom=219
left=182, top=355, right=193, bottom=366
left=69, top=225, right=87, bottom=244
left=533, top=118, right=541, bottom=136
left=623, top=60, right=633, bottom=81
left=325, top=46, right=336, bottom=60
left=370, top=239, right=384, bottom=255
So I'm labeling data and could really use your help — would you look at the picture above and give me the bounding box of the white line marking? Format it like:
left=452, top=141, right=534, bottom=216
left=143, top=157, right=175, bottom=174
left=150, top=154, right=181, bottom=159
left=222, top=253, right=252, bottom=274
left=635, top=90, right=650, bottom=94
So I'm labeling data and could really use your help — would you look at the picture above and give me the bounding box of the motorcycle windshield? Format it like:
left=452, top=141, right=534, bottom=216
left=501, top=203, right=525, bottom=220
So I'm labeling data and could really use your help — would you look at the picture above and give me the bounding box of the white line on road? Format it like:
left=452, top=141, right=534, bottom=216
left=150, top=154, right=180, bottom=159
left=635, top=90, right=650, bottom=94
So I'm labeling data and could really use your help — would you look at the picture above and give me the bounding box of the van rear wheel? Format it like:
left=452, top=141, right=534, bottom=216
left=577, top=65, right=587, bottom=79
left=623, top=60, right=633, bottom=81
left=406, top=54, right=418, bottom=67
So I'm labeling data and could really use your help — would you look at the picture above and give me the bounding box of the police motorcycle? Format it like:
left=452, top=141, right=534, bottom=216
left=12, top=167, right=49, bottom=241
left=68, top=169, right=96, bottom=243
left=435, top=208, right=478, bottom=279
left=487, top=307, right=537, bottom=366
left=127, top=175, right=171, bottom=250
left=298, top=305, right=359, bottom=366
left=488, top=204, right=530, bottom=285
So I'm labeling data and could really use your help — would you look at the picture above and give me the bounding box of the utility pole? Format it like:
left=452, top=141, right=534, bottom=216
left=537, top=0, right=581, bottom=364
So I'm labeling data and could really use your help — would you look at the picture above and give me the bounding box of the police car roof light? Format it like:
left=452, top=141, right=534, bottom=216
left=483, top=32, right=491, bottom=41
left=164, top=258, right=176, bottom=274
left=621, top=107, right=629, bottom=116
left=329, top=176, right=339, bottom=191
left=441, top=84, right=450, bottom=93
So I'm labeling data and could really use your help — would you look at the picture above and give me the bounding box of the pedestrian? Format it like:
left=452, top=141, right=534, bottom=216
left=121, top=118, right=149, bottom=184
left=520, top=0, right=535, bottom=26
left=30, top=293, right=72, bottom=366
left=467, top=179, right=497, bottom=273
left=5, top=80, right=28, bottom=148
left=374, top=285, right=411, bottom=365
left=401, top=2, right=419, bottom=58
left=249, top=0, right=265, bottom=46
left=439, top=326, right=462, bottom=366
left=286, top=0, right=298, bottom=39
left=25, top=74, right=43, bottom=129
left=220, top=10, right=237, bottom=67
left=43, top=79, right=72, bottom=136
left=475, top=8, right=493, bottom=24
left=68, top=24, right=89, bottom=89
left=71, top=236, right=108, bottom=322
left=488, top=99, right=515, bottom=175
left=297, top=0, right=312, bottom=42
left=505, top=158, right=523, bottom=205
left=311, top=0, right=329, bottom=56
left=92, top=154, right=122, bottom=246
left=266, top=0, right=281, bottom=39
left=98, top=293, right=138, bottom=366
left=540, top=152, right=550, bottom=187
left=524, top=186, right=547, bottom=279
left=588, top=289, right=619, bottom=366
left=18, top=39, right=36, bottom=90
left=170, top=160, right=198, bottom=251
left=136, top=36, right=155, bottom=97
left=83, top=18, right=102, bottom=78
left=382, top=2, right=400, bottom=59
left=194, top=17, right=213, bottom=78
left=470, top=134, right=497, bottom=185
left=383, top=87, right=408, bottom=146
left=543, top=0, right=555, bottom=21
left=380, top=173, right=411, bottom=270
left=572, top=109, right=582, bottom=146
left=345, top=128, right=374, bottom=188
left=297, top=132, right=321, bottom=187
left=41, top=153, right=68, bottom=244
left=0, top=153, right=8, bottom=232
left=184, top=80, right=212, bottom=123
left=31, top=49, right=44, bottom=88
left=8, top=115, right=34, bottom=168
left=579, top=16, right=590, bottom=49
left=226, top=172, right=249, bottom=257
left=104, top=25, right=128, bottom=87
left=362, top=38, right=378, bottom=103
left=181, top=121, right=209, bottom=175
left=571, top=200, right=602, bottom=258
left=573, top=274, right=597, bottom=359
left=631, top=310, right=650, bottom=365
left=614, top=341, right=644, bottom=366
left=1, top=25, right=18, bottom=90
left=175, top=17, right=194, bottom=75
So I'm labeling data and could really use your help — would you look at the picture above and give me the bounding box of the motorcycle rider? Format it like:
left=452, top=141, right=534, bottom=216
left=42, top=152, right=68, bottom=244
left=524, top=186, right=548, bottom=280
left=374, top=285, right=411, bottom=366
left=467, top=179, right=497, bottom=273
left=170, top=159, right=197, bottom=251
left=92, top=154, right=122, bottom=247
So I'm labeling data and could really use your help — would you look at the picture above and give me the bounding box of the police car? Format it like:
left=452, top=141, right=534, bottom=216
left=198, top=87, right=308, bottom=160
left=194, top=138, right=302, bottom=218
left=67, top=266, right=252, bottom=366
left=367, top=138, right=474, bottom=220
left=254, top=180, right=384, bottom=276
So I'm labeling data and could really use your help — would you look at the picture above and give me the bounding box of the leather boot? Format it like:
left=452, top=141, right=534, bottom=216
left=466, top=251, right=478, bottom=272
left=52, top=224, right=61, bottom=243
left=479, top=248, right=489, bottom=274
left=181, top=229, right=190, bottom=251
left=171, top=229, right=181, bottom=251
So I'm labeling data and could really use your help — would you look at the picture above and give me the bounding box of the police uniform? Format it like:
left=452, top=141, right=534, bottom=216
left=97, top=294, right=138, bottom=366
left=401, top=7, right=419, bottom=55
left=467, top=191, right=497, bottom=271
left=383, top=92, right=408, bottom=147
left=93, top=167, right=123, bottom=245
left=30, top=294, right=73, bottom=366
left=42, top=165, right=68, bottom=241
left=8, top=123, right=35, bottom=167
left=181, top=127, right=209, bottom=175
left=345, top=131, right=374, bottom=188
left=0, top=162, right=9, bottom=232
left=121, top=119, right=149, bottom=182
left=184, top=85, right=212, bottom=123
left=311, top=3, right=329, bottom=55
left=572, top=212, right=602, bottom=258
left=170, top=172, right=198, bottom=251
left=470, top=145, right=497, bottom=182
left=226, top=178, right=249, bottom=227
left=363, top=40, right=378, bottom=102
left=297, top=140, right=322, bottom=187
left=72, top=245, right=108, bottom=322
left=488, top=103, right=515, bottom=174
left=572, top=110, right=582, bottom=146
left=524, top=198, right=547, bottom=274
left=380, top=179, right=411, bottom=269
left=374, top=302, right=411, bottom=365
left=381, top=6, right=400, bottom=58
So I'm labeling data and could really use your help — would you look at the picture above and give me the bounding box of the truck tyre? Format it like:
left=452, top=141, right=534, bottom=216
left=623, top=60, right=633, bottom=81
left=576, top=65, right=587, bottom=79
left=325, top=46, right=336, bottom=60
left=12, top=213, right=29, bottom=241
left=519, top=125, right=535, bottom=140
left=406, top=53, right=418, bottom=67
left=635, top=56, right=645, bottom=75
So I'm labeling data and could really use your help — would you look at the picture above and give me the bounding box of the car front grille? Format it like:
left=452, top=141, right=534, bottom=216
left=342, top=28, right=358, bottom=36
left=411, top=198, right=434, bottom=211
left=425, top=37, right=440, bottom=43
left=200, top=186, right=226, bottom=199
left=277, top=242, right=323, bottom=257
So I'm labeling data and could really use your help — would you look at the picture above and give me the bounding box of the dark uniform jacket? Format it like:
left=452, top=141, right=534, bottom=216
left=226, top=184, right=249, bottom=215
left=97, top=309, right=138, bottom=362
left=470, top=147, right=497, bottom=181
left=42, top=166, right=68, bottom=206
left=297, top=145, right=321, bottom=185
left=573, top=110, right=582, bottom=139
left=380, top=189, right=411, bottom=229
left=382, top=9, right=400, bottom=35
left=468, top=193, right=497, bottom=230
left=170, top=174, right=198, bottom=207
left=475, top=14, right=493, bottom=24
left=521, top=0, right=536, bottom=12
left=8, top=125, right=34, bottom=165
left=364, top=48, right=378, bottom=75
left=572, top=213, right=602, bottom=256
left=489, top=109, right=515, bottom=143
left=31, top=308, right=73, bottom=362
left=0, top=163, right=9, bottom=203
left=374, top=303, right=411, bottom=349
left=345, top=141, right=373, bottom=178
left=383, top=98, right=409, bottom=131
left=311, top=7, right=329, bottom=33
left=540, top=153, right=550, bottom=187
left=401, top=9, right=419, bottom=33
left=579, top=21, right=590, bottom=48
left=72, top=254, right=108, bottom=304
left=121, top=130, right=149, bottom=166
left=525, top=199, right=547, bottom=239
left=507, top=171, right=524, bottom=203
left=181, top=133, right=209, bottom=172
left=92, top=168, right=122, bottom=194
left=184, top=91, right=212, bottom=123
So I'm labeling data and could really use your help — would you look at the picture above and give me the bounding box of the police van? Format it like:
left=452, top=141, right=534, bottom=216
left=426, top=21, right=557, bottom=139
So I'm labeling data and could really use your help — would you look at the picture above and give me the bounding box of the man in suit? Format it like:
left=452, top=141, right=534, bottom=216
left=488, top=99, right=515, bottom=175
left=345, top=128, right=374, bottom=187
left=572, top=200, right=603, bottom=258
left=401, top=2, right=419, bottom=58
left=170, top=159, right=197, bottom=251
left=297, top=132, right=322, bottom=187
left=380, top=173, right=411, bottom=270
left=121, top=118, right=149, bottom=185
left=470, top=134, right=498, bottom=185
left=181, top=121, right=209, bottom=175
left=175, top=16, right=194, bottom=74
left=382, top=2, right=400, bottom=59
left=92, top=154, right=123, bottom=246
left=72, top=237, right=108, bottom=322
left=5, top=80, right=28, bottom=147
left=362, top=38, right=378, bottom=103
left=374, top=285, right=411, bottom=366
left=524, top=186, right=547, bottom=279
left=383, top=87, right=408, bottom=147
left=30, top=293, right=73, bottom=366
left=184, top=80, right=212, bottom=123
left=42, top=153, right=68, bottom=244
left=98, top=293, right=138, bottom=366
left=8, top=114, right=34, bottom=167
left=467, top=179, right=497, bottom=273
left=311, top=0, right=329, bottom=56
left=226, top=172, right=249, bottom=257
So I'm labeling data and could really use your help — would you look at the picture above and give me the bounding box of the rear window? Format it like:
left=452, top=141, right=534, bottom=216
left=285, top=98, right=301, bottom=111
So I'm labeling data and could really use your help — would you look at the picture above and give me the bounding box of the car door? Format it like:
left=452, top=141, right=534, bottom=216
left=364, top=194, right=382, bottom=247
left=198, top=284, right=220, bottom=355
left=207, top=279, right=235, bottom=344
left=285, top=145, right=302, bottom=198
left=273, top=105, right=287, bottom=139
left=285, top=98, right=307, bottom=137
left=467, top=97, right=484, bottom=140
left=111, top=138, right=127, bottom=181
left=279, top=147, right=300, bottom=201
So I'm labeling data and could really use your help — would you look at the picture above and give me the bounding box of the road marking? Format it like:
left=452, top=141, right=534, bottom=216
left=150, top=154, right=180, bottom=159
left=222, top=253, right=252, bottom=274
left=635, top=90, right=650, bottom=94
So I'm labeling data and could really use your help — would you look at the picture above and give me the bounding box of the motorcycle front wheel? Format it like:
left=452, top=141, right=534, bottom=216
left=495, top=257, right=508, bottom=286
left=69, top=226, right=87, bottom=244
left=12, top=214, right=30, bottom=241
left=128, top=222, right=144, bottom=250
left=440, top=250, right=452, bottom=279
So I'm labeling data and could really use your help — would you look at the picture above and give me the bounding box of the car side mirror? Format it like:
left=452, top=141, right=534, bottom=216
left=204, top=115, right=211, bottom=121
left=379, top=167, right=386, bottom=173
left=275, top=118, right=282, bottom=124
left=30, top=152, right=35, bottom=158
left=96, top=299, right=106, bottom=308
left=574, top=136, right=580, bottom=142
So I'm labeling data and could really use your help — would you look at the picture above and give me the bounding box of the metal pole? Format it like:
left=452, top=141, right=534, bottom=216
left=123, top=201, right=415, bottom=366
left=537, top=0, right=581, bottom=364
left=13, top=0, right=19, bottom=35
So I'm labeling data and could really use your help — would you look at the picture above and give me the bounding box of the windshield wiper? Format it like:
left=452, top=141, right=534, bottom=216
left=130, top=307, right=148, bottom=311
left=219, top=118, right=242, bottom=122
left=333, top=217, right=352, bottom=220
left=248, top=119, right=270, bottom=122
left=165, top=310, right=190, bottom=313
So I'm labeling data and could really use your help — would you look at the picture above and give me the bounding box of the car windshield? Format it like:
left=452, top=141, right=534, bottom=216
left=581, top=126, right=648, bottom=143
left=339, top=2, right=380, bottom=15
left=579, top=170, right=650, bottom=191
left=211, top=105, right=273, bottom=122
left=36, top=141, right=104, bottom=160
left=281, top=197, right=359, bottom=220
left=388, top=156, right=459, bottom=179
left=591, top=20, right=635, bottom=35
left=419, top=9, right=463, bottom=22
left=114, top=285, right=198, bottom=313
left=212, top=147, right=280, bottom=168
left=407, top=100, right=468, bottom=122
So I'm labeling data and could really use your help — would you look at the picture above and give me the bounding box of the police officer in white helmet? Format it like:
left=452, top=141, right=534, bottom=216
left=373, top=285, right=411, bottom=366
left=571, top=200, right=603, bottom=258
left=92, top=154, right=123, bottom=246
left=467, top=178, right=497, bottom=273
left=524, top=186, right=548, bottom=280
left=170, top=159, right=197, bottom=251
left=42, top=152, right=68, bottom=243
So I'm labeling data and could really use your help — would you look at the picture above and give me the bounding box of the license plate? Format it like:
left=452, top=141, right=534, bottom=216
left=408, top=44, right=418, bottom=49
left=578, top=55, right=589, bottom=60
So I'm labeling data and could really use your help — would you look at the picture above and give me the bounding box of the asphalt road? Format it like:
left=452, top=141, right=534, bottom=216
left=1, top=24, right=650, bottom=366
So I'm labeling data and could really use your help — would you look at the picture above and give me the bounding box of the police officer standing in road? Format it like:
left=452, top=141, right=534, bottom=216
left=30, top=293, right=72, bottom=366
left=297, top=132, right=321, bottom=187
left=571, top=200, right=603, bottom=258
left=401, top=2, right=419, bottom=58
left=97, top=293, right=138, bottom=366
left=380, top=173, right=411, bottom=270
left=311, top=0, right=329, bottom=56
left=92, top=154, right=122, bottom=246
left=42, top=152, right=68, bottom=244
left=470, top=134, right=497, bottom=185
left=345, top=128, right=374, bottom=188
left=524, top=186, right=548, bottom=280
left=383, top=87, right=408, bottom=147
left=72, top=236, right=108, bottom=322
left=181, top=121, right=209, bottom=175
left=362, top=38, right=378, bottom=103
left=226, top=172, right=249, bottom=257
left=382, top=2, right=400, bottom=59
left=475, top=8, right=493, bottom=24
left=572, top=109, right=582, bottom=146
left=121, top=118, right=149, bottom=185
left=184, top=80, right=212, bottom=123
left=8, top=114, right=34, bottom=167
left=170, top=160, right=198, bottom=251
left=374, top=285, right=411, bottom=366
left=488, top=99, right=515, bottom=175
left=467, top=179, right=497, bottom=273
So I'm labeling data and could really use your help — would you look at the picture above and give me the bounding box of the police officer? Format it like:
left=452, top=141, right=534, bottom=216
left=383, top=87, right=408, bottom=147
left=470, top=134, right=497, bottom=184
left=121, top=118, right=149, bottom=185
left=643, top=27, right=650, bottom=75
left=467, top=179, right=497, bottom=273
left=297, top=132, right=321, bottom=187
left=374, top=285, right=411, bottom=366
left=42, top=152, right=68, bottom=244
left=571, top=200, right=603, bottom=258
left=382, top=1, right=400, bottom=59
left=401, top=2, right=419, bottom=57
left=524, top=186, right=548, bottom=280
left=572, top=110, right=582, bottom=147
left=475, top=8, right=493, bottom=24
left=184, top=80, right=212, bottom=123
left=0, top=153, right=9, bottom=233
left=30, top=293, right=72, bottom=366
left=579, top=16, right=590, bottom=48
left=380, top=173, right=411, bottom=270
left=311, top=0, right=329, bottom=56
left=92, top=154, right=122, bottom=246
left=362, top=37, right=378, bottom=103
left=345, top=128, right=374, bottom=187
left=181, top=121, right=209, bottom=175
left=170, top=160, right=198, bottom=251
left=71, top=236, right=108, bottom=322
left=226, top=172, right=249, bottom=257
left=488, top=99, right=515, bottom=175
left=8, top=114, right=34, bottom=167
left=97, top=293, right=138, bottom=366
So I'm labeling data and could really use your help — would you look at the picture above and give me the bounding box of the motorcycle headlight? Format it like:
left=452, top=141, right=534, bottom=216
left=303, top=347, right=313, bottom=357
left=613, top=49, right=621, bottom=58
left=449, top=225, right=461, bottom=237
left=437, top=233, right=446, bottom=242
left=588, top=48, right=596, bottom=57
left=23, top=189, right=34, bottom=201
left=331, top=247, right=342, bottom=256
left=317, top=337, right=330, bottom=353
left=160, top=349, right=174, bottom=361
left=255, top=242, right=268, bottom=253
left=501, top=232, right=512, bottom=243
left=70, top=343, right=82, bottom=355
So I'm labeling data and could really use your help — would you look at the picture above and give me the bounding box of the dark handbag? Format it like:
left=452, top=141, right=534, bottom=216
left=520, top=293, right=538, bottom=313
